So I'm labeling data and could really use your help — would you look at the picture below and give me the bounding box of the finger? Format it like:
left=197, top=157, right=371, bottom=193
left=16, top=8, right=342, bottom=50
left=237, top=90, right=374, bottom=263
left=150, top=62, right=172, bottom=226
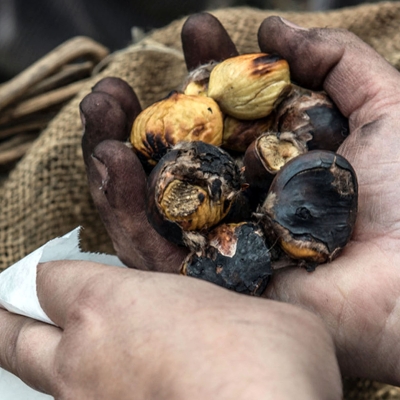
left=80, top=91, right=129, bottom=165
left=89, top=139, right=188, bottom=271
left=79, top=91, right=144, bottom=266
left=258, top=16, right=400, bottom=119
left=92, top=77, right=142, bottom=130
left=181, top=12, right=238, bottom=71
left=0, top=309, right=61, bottom=395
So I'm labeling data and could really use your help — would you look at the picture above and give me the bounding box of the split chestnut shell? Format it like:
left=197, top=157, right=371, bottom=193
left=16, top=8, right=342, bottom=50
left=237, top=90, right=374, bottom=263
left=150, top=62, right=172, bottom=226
left=260, top=150, right=358, bottom=268
left=146, top=141, right=242, bottom=250
left=244, top=132, right=306, bottom=194
left=274, top=86, right=349, bottom=151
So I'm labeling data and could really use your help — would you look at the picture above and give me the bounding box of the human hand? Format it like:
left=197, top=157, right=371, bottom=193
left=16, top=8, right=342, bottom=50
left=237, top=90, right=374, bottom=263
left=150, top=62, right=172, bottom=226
left=79, top=13, right=242, bottom=272
left=0, top=261, right=341, bottom=399
left=257, top=17, right=400, bottom=384
left=80, top=12, right=400, bottom=384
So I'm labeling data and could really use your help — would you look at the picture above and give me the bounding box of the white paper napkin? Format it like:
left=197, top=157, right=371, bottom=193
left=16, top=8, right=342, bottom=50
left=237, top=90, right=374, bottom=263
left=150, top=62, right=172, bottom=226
left=0, top=227, right=125, bottom=399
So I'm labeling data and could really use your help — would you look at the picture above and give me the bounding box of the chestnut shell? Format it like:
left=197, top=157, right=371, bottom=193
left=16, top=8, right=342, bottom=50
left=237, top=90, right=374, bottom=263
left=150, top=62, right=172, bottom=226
left=182, top=222, right=272, bottom=296
left=261, top=150, right=358, bottom=266
left=275, top=87, right=349, bottom=152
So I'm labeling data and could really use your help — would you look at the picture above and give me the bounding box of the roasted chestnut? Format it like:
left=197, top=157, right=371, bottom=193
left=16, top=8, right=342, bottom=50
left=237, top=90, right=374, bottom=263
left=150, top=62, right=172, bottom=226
left=146, top=141, right=243, bottom=251
left=181, top=222, right=272, bottom=295
left=221, top=114, right=274, bottom=153
left=207, top=53, right=291, bottom=120
left=243, top=132, right=306, bottom=195
left=130, top=91, right=223, bottom=169
left=181, top=61, right=217, bottom=96
left=259, top=150, right=358, bottom=270
left=274, top=85, right=349, bottom=151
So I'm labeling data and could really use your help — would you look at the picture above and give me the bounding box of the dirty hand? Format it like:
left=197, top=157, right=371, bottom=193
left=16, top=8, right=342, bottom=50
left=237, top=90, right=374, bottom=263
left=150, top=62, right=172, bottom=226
left=80, top=13, right=400, bottom=384
left=258, top=17, right=400, bottom=385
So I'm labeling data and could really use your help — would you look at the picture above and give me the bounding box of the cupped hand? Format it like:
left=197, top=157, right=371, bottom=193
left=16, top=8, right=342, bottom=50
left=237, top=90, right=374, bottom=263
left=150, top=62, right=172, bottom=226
left=258, top=17, right=400, bottom=384
left=0, top=261, right=341, bottom=399
left=80, top=13, right=400, bottom=384
left=79, top=13, right=238, bottom=272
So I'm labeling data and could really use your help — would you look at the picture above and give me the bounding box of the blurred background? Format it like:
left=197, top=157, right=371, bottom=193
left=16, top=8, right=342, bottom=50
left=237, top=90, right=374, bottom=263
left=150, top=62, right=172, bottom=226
left=0, top=0, right=379, bottom=82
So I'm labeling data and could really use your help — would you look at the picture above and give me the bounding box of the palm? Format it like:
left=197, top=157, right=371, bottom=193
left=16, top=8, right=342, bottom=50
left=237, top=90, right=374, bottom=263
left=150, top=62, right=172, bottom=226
left=266, top=100, right=400, bottom=381
left=81, top=14, right=400, bottom=383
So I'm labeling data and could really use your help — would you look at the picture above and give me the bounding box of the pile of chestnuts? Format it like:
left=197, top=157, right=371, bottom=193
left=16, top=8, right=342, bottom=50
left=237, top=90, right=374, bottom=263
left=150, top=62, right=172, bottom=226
left=98, top=14, right=358, bottom=296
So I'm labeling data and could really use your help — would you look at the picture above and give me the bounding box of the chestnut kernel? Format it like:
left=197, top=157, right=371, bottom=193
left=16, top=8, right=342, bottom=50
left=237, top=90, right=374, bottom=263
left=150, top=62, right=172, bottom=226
left=181, top=61, right=217, bottom=96
left=259, top=150, right=358, bottom=268
left=208, top=53, right=291, bottom=120
left=130, top=91, right=223, bottom=169
left=181, top=222, right=272, bottom=296
left=243, top=132, right=306, bottom=194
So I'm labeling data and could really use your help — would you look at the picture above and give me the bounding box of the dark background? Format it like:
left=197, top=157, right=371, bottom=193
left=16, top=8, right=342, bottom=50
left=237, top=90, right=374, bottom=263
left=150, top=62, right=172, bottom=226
left=0, top=0, right=376, bottom=82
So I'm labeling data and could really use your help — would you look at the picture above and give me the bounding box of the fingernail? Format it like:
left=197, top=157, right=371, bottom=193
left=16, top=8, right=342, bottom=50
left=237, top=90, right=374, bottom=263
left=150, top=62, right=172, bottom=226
left=279, top=17, right=309, bottom=31
left=79, top=106, right=86, bottom=129
left=91, top=155, right=109, bottom=191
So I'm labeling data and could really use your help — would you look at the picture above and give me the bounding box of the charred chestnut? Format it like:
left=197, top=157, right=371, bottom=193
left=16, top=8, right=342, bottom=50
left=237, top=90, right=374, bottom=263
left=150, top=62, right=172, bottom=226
left=181, top=222, right=272, bottom=295
left=274, top=86, right=349, bottom=151
left=259, top=150, right=358, bottom=269
left=146, top=141, right=242, bottom=250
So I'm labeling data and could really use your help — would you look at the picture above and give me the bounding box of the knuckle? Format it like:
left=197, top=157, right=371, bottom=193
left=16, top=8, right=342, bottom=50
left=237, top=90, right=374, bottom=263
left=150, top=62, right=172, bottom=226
left=65, top=276, right=106, bottom=327
left=7, top=320, right=38, bottom=374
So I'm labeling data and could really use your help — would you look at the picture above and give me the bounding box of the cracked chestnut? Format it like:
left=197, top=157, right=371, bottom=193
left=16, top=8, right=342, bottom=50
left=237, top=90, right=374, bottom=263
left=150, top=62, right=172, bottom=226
left=243, top=132, right=306, bottom=195
left=146, top=141, right=242, bottom=251
left=274, top=86, right=349, bottom=151
left=221, top=114, right=274, bottom=153
left=181, top=61, right=217, bottom=96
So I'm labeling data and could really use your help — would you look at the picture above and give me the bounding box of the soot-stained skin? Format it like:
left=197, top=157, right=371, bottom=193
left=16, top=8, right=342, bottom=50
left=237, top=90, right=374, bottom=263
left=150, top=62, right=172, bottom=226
left=181, top=12, right=239, bottom=71
left=146, top=141, right=242, bottom=250
left=182, top=222, right=272, bottom=296
left=91, top=77, right=142, bottom=130
left=262, top=150, right=358, bottom=264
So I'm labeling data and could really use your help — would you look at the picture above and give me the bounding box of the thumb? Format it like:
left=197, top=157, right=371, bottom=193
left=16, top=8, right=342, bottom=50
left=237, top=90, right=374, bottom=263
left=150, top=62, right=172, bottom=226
left=258, top=16, right=400, bottom=120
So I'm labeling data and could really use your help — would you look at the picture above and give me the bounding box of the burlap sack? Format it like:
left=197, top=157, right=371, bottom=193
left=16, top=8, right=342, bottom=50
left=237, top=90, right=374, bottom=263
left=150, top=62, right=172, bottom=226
left=1, top=2, right=400, bottom=398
